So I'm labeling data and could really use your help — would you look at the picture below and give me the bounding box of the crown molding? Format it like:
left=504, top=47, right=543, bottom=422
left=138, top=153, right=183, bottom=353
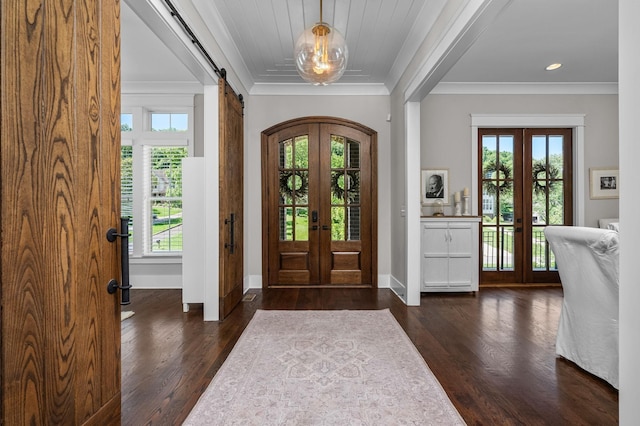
left=249, top=83, right=390, bottom=96
left=431, top=82, right=619, bottom=95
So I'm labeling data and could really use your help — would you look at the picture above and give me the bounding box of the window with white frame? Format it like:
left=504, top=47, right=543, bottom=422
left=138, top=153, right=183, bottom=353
left=121, top=99, right=193, bottom=257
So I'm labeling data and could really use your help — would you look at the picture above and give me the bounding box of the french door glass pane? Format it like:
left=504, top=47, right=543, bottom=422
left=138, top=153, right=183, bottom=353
left=532, top=133, right=565, bottom=271
left=279, top=136, right=309, bottom=241
left=482, top=134, right=514, bottom=271
left=330, top=135, right=361, bottom=241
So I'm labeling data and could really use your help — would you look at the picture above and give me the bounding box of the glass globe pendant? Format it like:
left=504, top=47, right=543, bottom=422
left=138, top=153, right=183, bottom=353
left=294, top=1, right=348, bottom=85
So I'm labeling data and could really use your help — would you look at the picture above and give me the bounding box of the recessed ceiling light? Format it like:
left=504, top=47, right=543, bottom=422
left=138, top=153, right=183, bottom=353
left=546, top=63, right=562, bottom=71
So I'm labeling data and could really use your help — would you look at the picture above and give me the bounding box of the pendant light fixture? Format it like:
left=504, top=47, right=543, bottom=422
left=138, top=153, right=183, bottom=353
left=294, top=0, right=348, bottom=85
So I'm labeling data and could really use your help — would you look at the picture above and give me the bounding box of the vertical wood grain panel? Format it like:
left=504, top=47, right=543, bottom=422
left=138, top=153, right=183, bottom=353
left=1, top=1, right=48, bottom=424
left=1, top=0, right=121, bottom=424
left=218, top=79, right=244, bottom=320
left=99, top=0, right=122, bottom=418
left=75, top=0, right=102, bottom=421
left=42, top=0, right=78, bottom=422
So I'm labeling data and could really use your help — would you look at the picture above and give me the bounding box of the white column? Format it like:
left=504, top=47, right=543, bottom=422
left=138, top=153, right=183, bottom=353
left=203, top=84, right=220, bottom=321
left=619, top=0, right=640, bottom=421
left=405, top=101, right=421, bottom=306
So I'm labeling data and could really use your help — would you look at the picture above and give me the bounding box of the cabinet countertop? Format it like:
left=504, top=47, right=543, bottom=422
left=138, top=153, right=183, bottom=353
left=420, top=216, right=481, bottom=220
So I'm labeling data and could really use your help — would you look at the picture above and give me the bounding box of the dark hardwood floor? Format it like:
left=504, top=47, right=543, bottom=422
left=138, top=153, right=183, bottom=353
left=121, top=288, right=618, bottom=425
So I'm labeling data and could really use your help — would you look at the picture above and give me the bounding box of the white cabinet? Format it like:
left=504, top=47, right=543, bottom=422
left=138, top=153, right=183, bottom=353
left=420, top=217, right=480, bottom=292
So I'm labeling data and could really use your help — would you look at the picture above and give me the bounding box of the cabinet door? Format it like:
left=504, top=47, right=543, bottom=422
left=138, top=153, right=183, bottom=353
left=422, top=222, right=448, bottom=255
left=421, top=222, right=449, bottom=288
left=448, top=223, right=474, bottom=287
left=448, top=223, right=473, bottom=256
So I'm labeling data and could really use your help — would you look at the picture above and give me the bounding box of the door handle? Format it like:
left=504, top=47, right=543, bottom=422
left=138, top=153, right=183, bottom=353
left=322, top=225, right=330, bottom=231
left=225, top=213, right=235, bottom=254
left=312, top=210, right=318, bottom=223
left=311, top=225, right=319, bottom=231
left=106, top=218, right=131, bottom=305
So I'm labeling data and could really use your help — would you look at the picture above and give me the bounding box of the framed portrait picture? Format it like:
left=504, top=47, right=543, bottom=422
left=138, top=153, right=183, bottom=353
left=589, top=168, right=619, bottom=199
left=421, top=169, right=449, bottom=205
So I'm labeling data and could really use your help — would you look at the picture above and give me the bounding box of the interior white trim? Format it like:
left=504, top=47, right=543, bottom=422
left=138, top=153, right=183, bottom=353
left=470, top=113, right=586, bottom=226
left=385, top=0, right=448, bottom=93
left=433, top=82, right=619, bottom=95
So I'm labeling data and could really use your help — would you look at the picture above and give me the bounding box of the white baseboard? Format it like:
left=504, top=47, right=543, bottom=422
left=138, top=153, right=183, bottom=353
left=245, top=275, right=263, bottom=290
left=389, top=275, right=407, bottom=303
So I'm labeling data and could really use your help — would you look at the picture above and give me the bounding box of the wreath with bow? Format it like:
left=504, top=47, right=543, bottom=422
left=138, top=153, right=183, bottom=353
left=532, top=162, right=559, bottom=194
left=279, top=170, right=308, bottom=201
left=330, top=171, right=360, bottom=203
left=483, top=160, right=512, bottom=195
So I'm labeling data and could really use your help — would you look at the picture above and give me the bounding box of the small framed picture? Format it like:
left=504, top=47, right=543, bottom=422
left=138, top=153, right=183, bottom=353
left=589, top=168, right=619, bottom=199
left=421, top=169, right=449, bottom=205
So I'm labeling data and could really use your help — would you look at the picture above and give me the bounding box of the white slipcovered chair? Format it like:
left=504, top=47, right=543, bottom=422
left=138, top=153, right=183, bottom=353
left=544, top=226, right=619, bottom=389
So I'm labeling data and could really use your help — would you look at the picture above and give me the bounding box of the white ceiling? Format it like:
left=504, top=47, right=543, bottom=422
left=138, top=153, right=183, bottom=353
left=121, top=0, right=618, bottom=93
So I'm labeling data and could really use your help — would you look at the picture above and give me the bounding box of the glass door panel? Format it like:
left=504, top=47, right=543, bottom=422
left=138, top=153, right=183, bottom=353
left=279, top=136, right=310, bottom=242
left=481, top=132, right=520, bottom=282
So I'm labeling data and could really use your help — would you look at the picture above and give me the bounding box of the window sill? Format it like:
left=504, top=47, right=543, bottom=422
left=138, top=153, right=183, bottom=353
left=129, top=255, right=182, bottom=265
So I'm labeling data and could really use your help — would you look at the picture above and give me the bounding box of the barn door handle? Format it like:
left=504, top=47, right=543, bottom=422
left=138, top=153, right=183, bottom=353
left=106, top=218, right=131, bottom=305
left=225, top=213, right=235, bottom=254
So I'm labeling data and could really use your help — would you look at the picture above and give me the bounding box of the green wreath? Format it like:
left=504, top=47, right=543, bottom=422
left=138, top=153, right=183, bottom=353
left=331, top=171, right=360, bottom=202
left=532, top=162, right=559, bottom=194
left=279, top=170, right=308, bottom=201
left=483, top=161, right=512, bottom=195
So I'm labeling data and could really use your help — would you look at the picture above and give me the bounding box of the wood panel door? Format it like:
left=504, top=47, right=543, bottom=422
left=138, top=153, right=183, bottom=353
left=262, top=117, right=377, bottom=288
left=1, top=1, right=122, bottom=424
left=219, top=78, right=244, bottom=320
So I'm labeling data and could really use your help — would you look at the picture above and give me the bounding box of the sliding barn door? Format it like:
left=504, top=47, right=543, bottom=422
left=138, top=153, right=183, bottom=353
left=219, top=78, right=244, bottom=320
left=262, top=117, right=377, bottom=288
left=1, top=0, right=121, bottom=424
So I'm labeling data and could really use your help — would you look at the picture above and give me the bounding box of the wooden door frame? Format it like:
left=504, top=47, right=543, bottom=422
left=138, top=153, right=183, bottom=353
left=260, top=116, right=378, bottom=288
left=478, top=127, right=573, bottom=285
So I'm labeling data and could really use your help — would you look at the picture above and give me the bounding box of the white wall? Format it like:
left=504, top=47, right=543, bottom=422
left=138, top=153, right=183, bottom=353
left=244, top=95, right=392, bottom=288
left=619, top=0, right=640, bottom=422
left=420, top=94, right=619, bottom=226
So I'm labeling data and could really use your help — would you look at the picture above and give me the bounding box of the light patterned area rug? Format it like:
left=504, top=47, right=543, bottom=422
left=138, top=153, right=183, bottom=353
left=121, top=311, right=135, bottom=321
left=183, top=309, right=465, bottom=425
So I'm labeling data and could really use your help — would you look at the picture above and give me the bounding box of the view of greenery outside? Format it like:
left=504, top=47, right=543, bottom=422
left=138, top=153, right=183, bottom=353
left=120, top=146, right=134, bottom=251
left=120, top=112, right=189, bottom=254
left=151, top=202, right=183, bottom=251
left=150, top=146, right=187, bottom=252
left=482, top=142, right=563, bottom=270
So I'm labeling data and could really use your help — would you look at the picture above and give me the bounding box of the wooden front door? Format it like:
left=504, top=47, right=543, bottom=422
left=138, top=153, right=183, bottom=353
left=479, top=128, right=573, bottom=285
left=262, top=117, right=377, bottom=287
left=219, top=78, right=244, bottom=319
left=1, top=0, right=121, bottom=424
